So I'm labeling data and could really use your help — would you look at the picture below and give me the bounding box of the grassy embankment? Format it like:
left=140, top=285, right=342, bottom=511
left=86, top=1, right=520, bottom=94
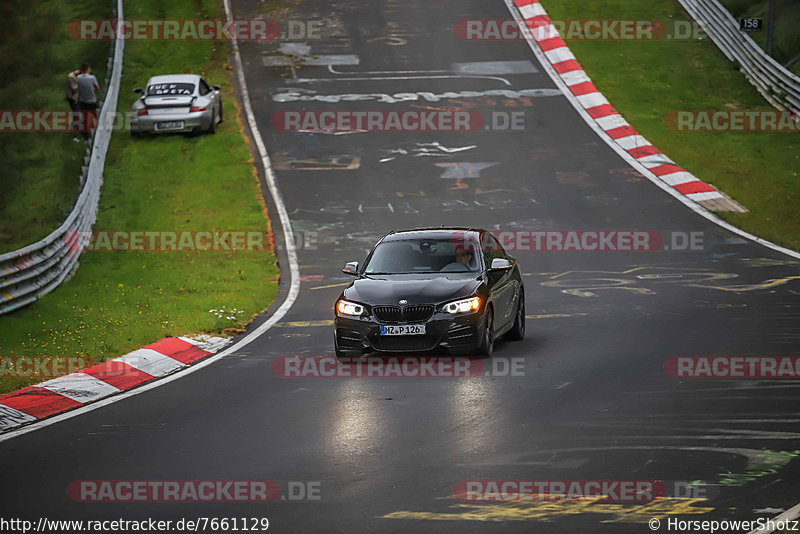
left=541, top=0, right=800, bottom=250
left=0, top=0, right=281, bottom=394
left=0, top=0, right=111, bottom=252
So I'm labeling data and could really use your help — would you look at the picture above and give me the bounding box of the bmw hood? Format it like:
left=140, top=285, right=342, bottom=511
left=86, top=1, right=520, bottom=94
left=343, top=275, right=481, bottom=306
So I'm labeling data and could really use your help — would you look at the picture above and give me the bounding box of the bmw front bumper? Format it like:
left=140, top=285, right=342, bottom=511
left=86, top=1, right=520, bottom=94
left=334, top=310, right=485, bottom=356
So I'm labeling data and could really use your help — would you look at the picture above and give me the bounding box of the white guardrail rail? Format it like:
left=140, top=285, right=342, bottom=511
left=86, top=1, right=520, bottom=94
left=0, top=0, right=124, bottom=316
left=679, top=0, right=800, bottom=115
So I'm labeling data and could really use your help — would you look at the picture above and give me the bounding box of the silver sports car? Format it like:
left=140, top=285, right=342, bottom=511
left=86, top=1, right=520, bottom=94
left=130, top=74, right=222, bottom=136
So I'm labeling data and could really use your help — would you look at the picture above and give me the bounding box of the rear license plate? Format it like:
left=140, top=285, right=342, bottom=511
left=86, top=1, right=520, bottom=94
left=156, top=121, right=184, bottom=130
left=380, top=324, right=426, bottom=336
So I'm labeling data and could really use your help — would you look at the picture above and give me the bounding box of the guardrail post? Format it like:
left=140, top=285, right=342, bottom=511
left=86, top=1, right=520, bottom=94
left=766, top=0, right=776, bottom=56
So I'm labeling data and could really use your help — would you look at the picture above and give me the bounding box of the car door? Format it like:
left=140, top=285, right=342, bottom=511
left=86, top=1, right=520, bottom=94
left=482, top=233, right=517, bottom=331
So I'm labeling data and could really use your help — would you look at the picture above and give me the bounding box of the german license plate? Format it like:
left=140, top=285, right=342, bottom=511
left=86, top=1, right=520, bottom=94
left=156, top=121, right=184, bottom=130
left=380, top=324, right=426, bottom=336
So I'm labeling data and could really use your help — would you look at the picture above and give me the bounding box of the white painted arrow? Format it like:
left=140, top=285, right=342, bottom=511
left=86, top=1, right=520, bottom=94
left=436, top=162, right=499, bottom=179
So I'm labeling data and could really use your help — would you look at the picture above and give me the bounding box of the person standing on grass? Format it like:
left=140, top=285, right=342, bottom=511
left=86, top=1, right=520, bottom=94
left=66, top=67, right=80, bottom=111
left=66, top=67, right=81, bottom=139
left=76, top=62, right=100, bottom=136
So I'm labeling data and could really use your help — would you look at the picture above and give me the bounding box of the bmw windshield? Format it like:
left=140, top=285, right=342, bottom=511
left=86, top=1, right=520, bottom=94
left=363, top=238, right=481, bottom=274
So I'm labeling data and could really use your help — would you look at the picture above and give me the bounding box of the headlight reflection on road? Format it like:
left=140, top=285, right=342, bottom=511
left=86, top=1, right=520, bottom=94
left=449, top=378, right=502, bottom=455
left=328, top=381, right=387, bottom=458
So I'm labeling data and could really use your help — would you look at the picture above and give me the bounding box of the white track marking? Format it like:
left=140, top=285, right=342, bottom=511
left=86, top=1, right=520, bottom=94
left=560, top=70, right=591, bottom=86
left=452, top=60, right=538, bottom=75
left=117, top=349, right=184, bottom=377
left=688, top=191, right=724, bottom=201
left=543, top=47, right=576, bottom=64
left=289, top=75, right=514, bottom=86
left=328, top=65, right=449, bottom=75
left=272, top=88, right=562, bottom=104
left=0, top=0, right=300, bottom=443
left=37, top=373, right=120, bottom=403
left=575, top=92, right=610, bottom=109
left=503, top=0, right=800, bottom=260
left=518, top=2, right=547, bottom=18
left=614, top=135, right=653, bottom=151
left=530, top=24, right=559, bottom=41
left=594, top=114, right=629, bottom=130
left=262, top=54, right=360, bottom=67
left=636, top=153, right=676, bottom=167
left=659, top=172, right=700, bottom=187
left=0, top=405, right=36, bottom=431
left=179, top=335, right=229, bottom=352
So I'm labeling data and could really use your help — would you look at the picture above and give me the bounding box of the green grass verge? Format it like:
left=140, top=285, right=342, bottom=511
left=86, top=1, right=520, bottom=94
left=0, top=0, right=112, bottom=252
left=540, top=0, right=800, bottom=251
left=0, top=0, right=280, bottom=394
left=720, top=0, right=800, bottom=75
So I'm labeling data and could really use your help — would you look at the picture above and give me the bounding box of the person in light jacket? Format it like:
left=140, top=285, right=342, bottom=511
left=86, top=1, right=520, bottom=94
left=66, top=67, right=80, bottom=137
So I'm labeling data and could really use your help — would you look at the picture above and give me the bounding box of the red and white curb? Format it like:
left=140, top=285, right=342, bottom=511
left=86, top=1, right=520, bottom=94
left=512, top=0, right=745, bottom=213
left=0, top=336, right=228, bottom=432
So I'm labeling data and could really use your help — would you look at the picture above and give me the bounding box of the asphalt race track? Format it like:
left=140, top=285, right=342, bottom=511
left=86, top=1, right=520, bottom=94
left=3, top=1, right=800, bottom=532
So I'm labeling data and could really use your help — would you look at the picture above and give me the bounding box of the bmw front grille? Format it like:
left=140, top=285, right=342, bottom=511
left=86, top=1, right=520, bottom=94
left=373, top=305, right=435, bottom=323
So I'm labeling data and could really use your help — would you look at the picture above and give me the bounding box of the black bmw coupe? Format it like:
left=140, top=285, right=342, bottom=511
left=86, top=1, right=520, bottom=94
left=334, top=228, right=525, bottom=358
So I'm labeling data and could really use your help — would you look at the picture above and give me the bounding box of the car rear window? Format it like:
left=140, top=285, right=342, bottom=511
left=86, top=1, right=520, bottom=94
left=146, top=83, right=195, bottom=96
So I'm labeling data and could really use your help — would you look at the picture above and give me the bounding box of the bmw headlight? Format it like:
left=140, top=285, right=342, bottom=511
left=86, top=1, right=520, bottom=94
left=444, top=296, right=481, bottom=314
left=337, top=300, right=365, bottom=316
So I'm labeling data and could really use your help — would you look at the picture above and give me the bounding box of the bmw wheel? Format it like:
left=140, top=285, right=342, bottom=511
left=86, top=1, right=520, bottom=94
left=504, top=288, right=525, bottom=341
left=479, top=308, right=494, bottom=357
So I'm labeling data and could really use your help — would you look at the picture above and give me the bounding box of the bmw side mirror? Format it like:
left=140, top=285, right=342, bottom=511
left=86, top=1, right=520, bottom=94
left=133, top=87, right=144, bottom=94
left=212, top=85, right=221, bottom=91
left=489, top=258, right=512, bottom=271
left=342, top=261, right=359, bottom=275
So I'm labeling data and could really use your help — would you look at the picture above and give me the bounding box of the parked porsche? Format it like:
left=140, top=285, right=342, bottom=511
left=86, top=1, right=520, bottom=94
left=334, top=228, right=525, bottom=358
left=130, top=74, right=222, bottom=136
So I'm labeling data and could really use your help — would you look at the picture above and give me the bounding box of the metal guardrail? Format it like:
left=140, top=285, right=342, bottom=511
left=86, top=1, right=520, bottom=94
left=679, top=0, right=800, bottom=115
left=0, top=0, right=124, bottom=316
